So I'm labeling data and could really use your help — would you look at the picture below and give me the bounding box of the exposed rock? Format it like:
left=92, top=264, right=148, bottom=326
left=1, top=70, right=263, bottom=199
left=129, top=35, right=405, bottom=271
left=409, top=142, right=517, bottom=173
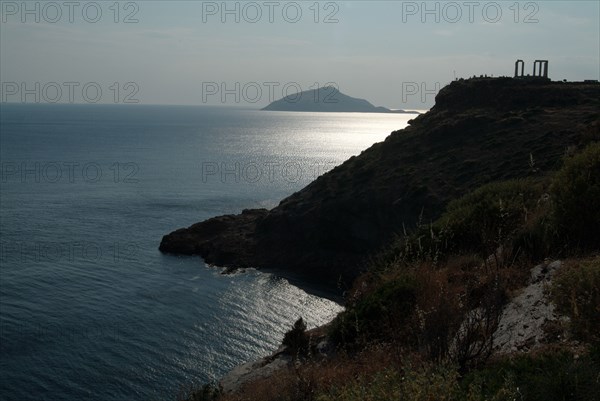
left=219, top=348, right=291, bottom=393
left=159, top=209, right=268, bottom=268
left=219, top=327, right=335, bottom=393
left=493, top=260, right=564, bottom=354
left=315, top=338, right=335, bottom=357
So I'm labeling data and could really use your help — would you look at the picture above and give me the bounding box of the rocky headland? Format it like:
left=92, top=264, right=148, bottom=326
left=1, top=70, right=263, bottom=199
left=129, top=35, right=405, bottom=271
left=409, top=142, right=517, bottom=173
left=160, top=78, right=599, bottom=294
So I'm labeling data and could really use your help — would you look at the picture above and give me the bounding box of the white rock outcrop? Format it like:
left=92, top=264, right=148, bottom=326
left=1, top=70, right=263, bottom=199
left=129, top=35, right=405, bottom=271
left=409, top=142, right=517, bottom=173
left=492, top=260, right=563, bottom=354
left=219, top=348, right=291, bottom=393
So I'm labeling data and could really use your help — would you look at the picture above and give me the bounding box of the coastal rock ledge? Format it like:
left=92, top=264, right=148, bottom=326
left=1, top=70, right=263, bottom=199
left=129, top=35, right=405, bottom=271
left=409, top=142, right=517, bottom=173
left=160, top=78, right=600, bottom=292
left=159, top=209, right=268, bottom=267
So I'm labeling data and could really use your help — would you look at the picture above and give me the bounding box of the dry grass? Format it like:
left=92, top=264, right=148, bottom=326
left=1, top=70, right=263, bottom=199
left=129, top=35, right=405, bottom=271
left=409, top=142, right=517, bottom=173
left=219, top=345, right=400, bottom=401
left=328, top=252, right=529, bottom=372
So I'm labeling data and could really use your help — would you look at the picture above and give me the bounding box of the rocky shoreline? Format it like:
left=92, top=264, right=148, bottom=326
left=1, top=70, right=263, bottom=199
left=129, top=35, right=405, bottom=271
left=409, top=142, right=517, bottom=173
left=159, top=209, right=268, bottom=267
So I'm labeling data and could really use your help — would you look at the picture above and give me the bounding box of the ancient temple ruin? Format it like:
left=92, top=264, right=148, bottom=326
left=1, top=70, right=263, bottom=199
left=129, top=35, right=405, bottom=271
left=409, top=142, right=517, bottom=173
left=514, top=59, right=549, bottom=79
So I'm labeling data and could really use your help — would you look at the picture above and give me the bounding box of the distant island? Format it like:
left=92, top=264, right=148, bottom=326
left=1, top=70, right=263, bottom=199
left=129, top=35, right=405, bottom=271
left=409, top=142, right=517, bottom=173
left=261, top=86, right=419, bottom=114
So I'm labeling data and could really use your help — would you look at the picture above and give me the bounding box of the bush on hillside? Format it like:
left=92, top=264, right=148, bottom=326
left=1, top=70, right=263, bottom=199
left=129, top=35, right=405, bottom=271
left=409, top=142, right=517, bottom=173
left=328, top=274, right=417, bottom=346
left=437, top=179, right=545, bottom=258
left=283, top=318, right=310, bottom=357
left=380, top=179, right=547, bottom=268
left=462, top=347, right=600, bottom=401
left=551, top=142, right=600, bottom=251
left=551, top=257, right=600, bottom=342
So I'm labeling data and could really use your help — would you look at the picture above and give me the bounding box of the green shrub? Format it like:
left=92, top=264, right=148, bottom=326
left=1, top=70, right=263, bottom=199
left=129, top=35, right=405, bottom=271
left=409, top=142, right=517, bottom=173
left=316, top=360, right=524, bottom=401
left=397, top=361, right=462, bottom=401
left=551, top=142, right=600, bottom=251
left=328, top=275, right=417, bottom=346
left=462, top=347, right=600, bottom=401
left=385, top=179, right=547, bottom=267
left=510, top=205, right=556, bottom=263
left=438, top=179, right=545, bottom=258
left=316, top=362, right=461, bottom=401
left=551, top=257, right=600, bottom=342
left=389, top=142, right=600, bottom=265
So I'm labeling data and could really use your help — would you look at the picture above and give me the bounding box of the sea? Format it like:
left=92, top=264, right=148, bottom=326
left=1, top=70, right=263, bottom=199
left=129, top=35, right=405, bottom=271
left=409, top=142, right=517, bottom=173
left=0, top=103, right=413, bottom=401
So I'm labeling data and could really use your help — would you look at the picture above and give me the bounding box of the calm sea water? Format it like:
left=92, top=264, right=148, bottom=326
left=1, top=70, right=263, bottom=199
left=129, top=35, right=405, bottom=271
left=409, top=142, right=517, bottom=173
left=0, top=103, right=412, bottom=401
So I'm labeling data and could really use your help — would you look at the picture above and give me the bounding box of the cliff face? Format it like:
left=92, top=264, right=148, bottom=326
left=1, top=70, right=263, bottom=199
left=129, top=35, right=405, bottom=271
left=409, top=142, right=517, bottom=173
left=160, top=78, right=600, bottom=291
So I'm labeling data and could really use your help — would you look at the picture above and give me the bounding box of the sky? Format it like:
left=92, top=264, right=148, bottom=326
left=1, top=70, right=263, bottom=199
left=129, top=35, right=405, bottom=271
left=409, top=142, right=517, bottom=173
left=1, top=0, right=599, bottom=109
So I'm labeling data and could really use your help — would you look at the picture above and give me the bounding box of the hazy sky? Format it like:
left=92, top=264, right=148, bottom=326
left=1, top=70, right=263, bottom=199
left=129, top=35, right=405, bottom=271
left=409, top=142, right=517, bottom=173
left=1, top=1, right=599, bottom=108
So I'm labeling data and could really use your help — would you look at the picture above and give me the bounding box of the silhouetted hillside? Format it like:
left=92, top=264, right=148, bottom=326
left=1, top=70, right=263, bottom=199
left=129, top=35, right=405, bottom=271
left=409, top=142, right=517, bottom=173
left=161, top=78, right=600, bottom=292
